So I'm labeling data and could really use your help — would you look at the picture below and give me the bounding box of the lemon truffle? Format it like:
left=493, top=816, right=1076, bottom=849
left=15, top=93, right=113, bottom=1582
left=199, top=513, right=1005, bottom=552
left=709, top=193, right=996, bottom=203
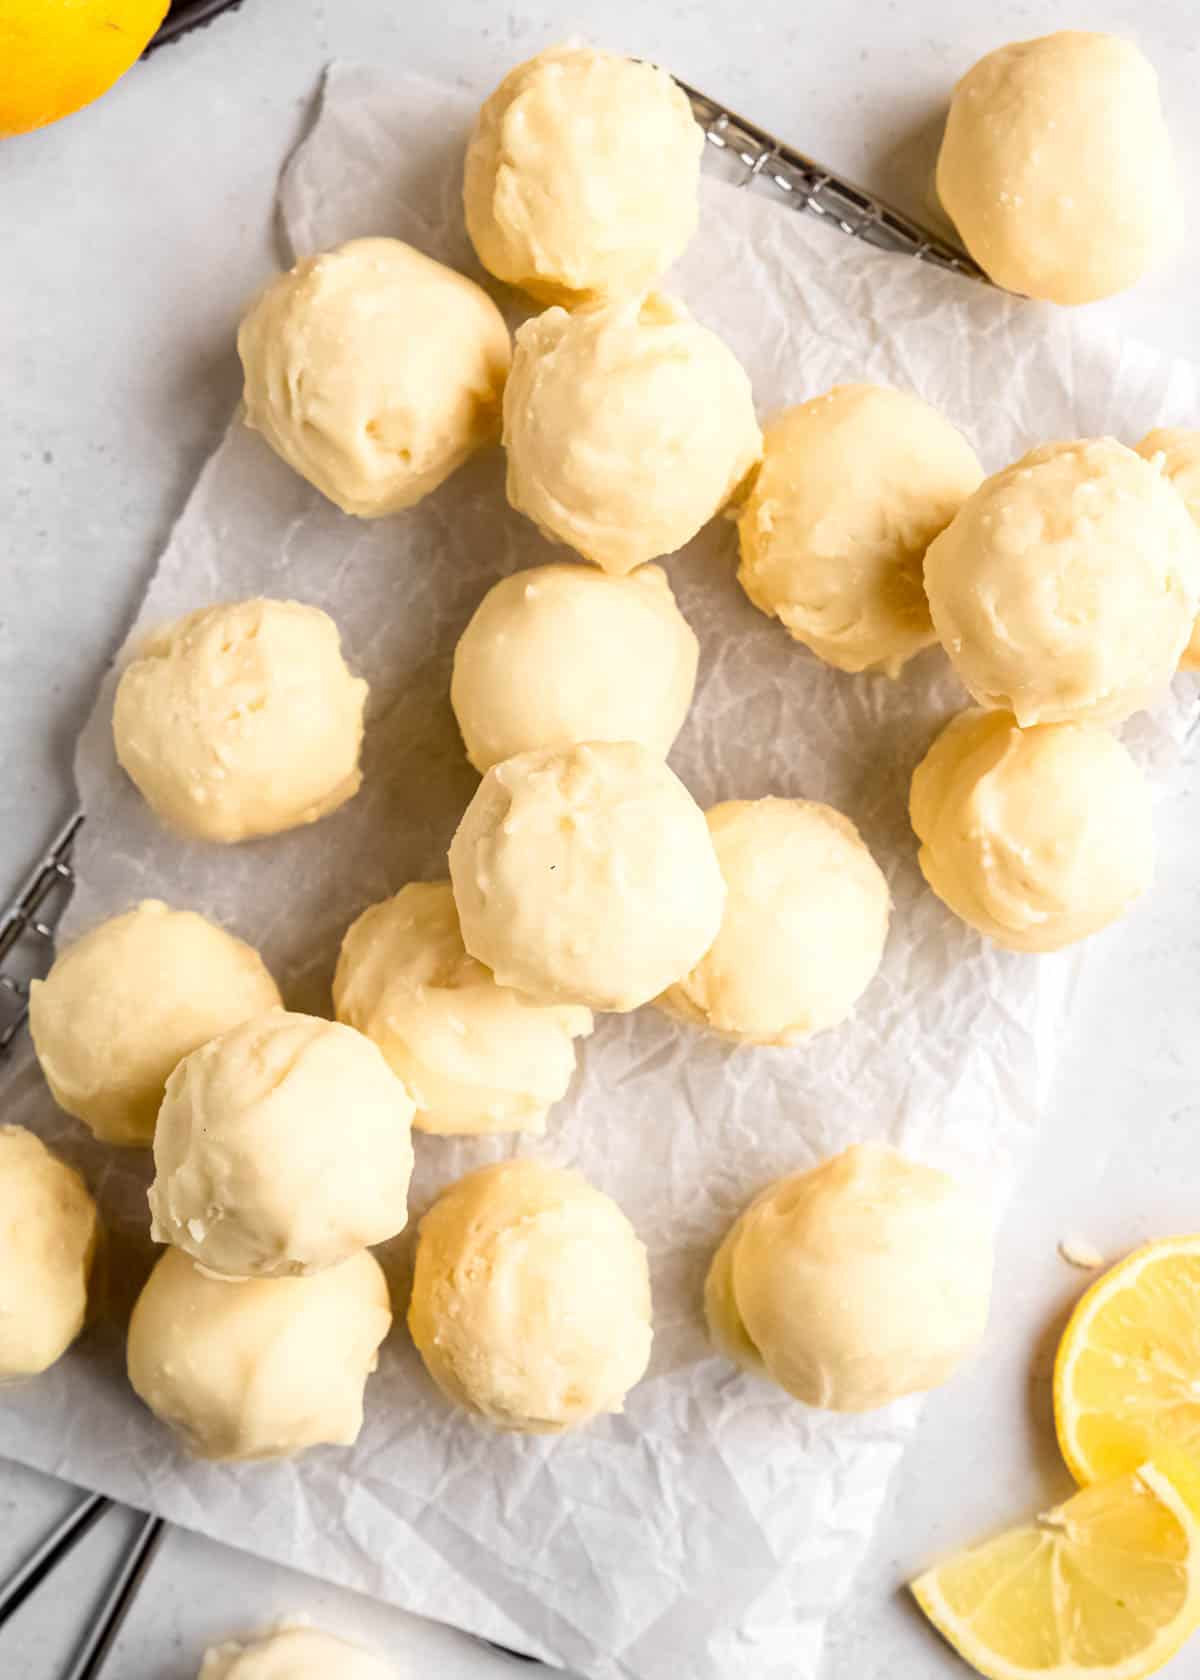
left=1136, top=427, right=1200, bottom=669
left=148, top=1011, right=415, bottom=1280
left=661, top=798, right=890, bottom=1043
left=706, top=1144, right=993, bottom=1411
left=0, top=1127, right=98, bottom=1380
left=924, top=440, right=1200, bottom=726
left=409, top=1160, right=652, bottom=1432
left=910, top=708, right=1154, bottom=953
left=464, top=45, right=702, bottom=305
left=29, top=901, right=280, bottom=1147
left=503, top=293, right=761, bottom=575
left=238, top=237, right=510, bottom=516
left=334, top=882, right=592, bottom=1136
left=113, top=599, right=368, bottom=843
left=937, top=32, right=1181, bottom=304
left=451, top=563, right=698, bottom=772
left=449, top=741, right=725, bottom=1012
left=737, top=385, right=982, bottom=675
left=128, top=1247, right=391, bottom=1460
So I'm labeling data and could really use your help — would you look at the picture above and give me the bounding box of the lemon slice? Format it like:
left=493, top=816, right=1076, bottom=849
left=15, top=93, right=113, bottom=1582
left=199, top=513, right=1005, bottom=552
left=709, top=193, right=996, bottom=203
left=1055, top=1237, right=1200, bottom=1486
left=912, top=1461, right=1200, bottom=1680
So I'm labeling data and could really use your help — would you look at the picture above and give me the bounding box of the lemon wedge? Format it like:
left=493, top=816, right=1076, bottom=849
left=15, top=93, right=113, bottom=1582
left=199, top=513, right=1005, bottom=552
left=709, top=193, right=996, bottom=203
left=911, top=1460, right=1200, bottom=1680
left=1055, top=1237, right=1200, bottom=1487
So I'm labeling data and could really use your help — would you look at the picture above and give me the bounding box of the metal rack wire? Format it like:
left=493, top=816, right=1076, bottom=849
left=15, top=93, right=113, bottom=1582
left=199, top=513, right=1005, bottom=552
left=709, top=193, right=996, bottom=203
left=0, top=811, right=82, bottom=1058
left=0, top=71, right=980, bottom=1679
left=679, top=81, right=983, bottom=280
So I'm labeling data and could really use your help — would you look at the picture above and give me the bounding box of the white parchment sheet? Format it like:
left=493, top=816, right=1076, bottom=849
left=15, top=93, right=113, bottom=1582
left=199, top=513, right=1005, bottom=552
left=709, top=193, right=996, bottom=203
left=2, top=65, right=1199, bottom=1680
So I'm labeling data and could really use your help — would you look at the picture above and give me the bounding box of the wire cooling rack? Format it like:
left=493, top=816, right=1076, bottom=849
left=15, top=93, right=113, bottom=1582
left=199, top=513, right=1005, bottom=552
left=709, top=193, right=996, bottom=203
left=0, top=812, right=81, bottom=1058
left=148, top=0, right=245, bottom=51
left=679, top=81, right=983, bottom=279
left=0, top=70, right=982, bottom=1679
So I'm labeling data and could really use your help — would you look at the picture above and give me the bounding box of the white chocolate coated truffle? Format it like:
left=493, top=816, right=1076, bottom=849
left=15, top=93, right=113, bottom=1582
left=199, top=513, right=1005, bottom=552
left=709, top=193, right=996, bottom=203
left=661, top=799, right=890, bottom=1044
left=463, top=45, right=703, bottom=305
left=113, top=599, right=368, bottom=843
left=29, top=901, right=281, bottom=1148
left=408, top=1160, right=652, bottom=1433
left=449, top=741, right=725, bottom=1012
left=737, top=385, right=983, bottom=675
left=238, top=237, right=510, bottom=517
left=924, top=440, right=1200, bottom=726
left=0, top=1128, right=98, bottom=1381
left=1137, top=428, right=1200, bottom=668
left=128, top=1247, right=391, bottom=1460
left=503, top=294, right=762, bottom=575
left=705, top=1144, right=993, bottom=1411
left=910, top=708, right=1153, bottom=953
left=451, top=563, right=699, bottom=772
left=199, top=1628, right=396, bottom=1680
left=937, top=32, right=1181, bottom=304
left=149, top=1012, right=415, bottom=1280
left=334, top=882, right=593, bottom=1137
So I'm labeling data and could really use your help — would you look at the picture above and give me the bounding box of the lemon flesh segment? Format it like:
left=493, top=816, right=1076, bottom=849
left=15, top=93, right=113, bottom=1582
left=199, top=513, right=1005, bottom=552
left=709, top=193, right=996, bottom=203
left=911, top=1463, right=1200, bottom=1680
left=1055, top=1237, right=1200, bottom=1487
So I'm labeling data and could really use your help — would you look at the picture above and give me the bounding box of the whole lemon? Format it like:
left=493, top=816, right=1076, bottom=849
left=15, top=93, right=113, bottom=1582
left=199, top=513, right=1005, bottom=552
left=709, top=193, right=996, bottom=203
left=0, top=0, right=170, bottom=137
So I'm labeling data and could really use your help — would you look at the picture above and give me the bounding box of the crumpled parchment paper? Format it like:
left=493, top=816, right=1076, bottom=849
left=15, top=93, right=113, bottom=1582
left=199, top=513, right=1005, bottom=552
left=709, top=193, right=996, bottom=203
left=2, top=63, right=1198, bottom=1680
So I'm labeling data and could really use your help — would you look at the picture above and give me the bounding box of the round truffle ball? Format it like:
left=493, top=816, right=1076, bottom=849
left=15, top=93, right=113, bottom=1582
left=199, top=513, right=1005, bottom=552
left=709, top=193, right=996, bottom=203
left=1137, top=428, right=1200, bottom=668
left=924, top=439, right=1200, bottom=726
left=148, top=1011, right=415, bottom=1280
left=449, top=741, right=725, bottom=1012
left=199, top=1628, right=396, bottom=1680
left=910, top=708, right=1153, bottom=953
left=0, top=1127, right=98, bottom=1381
left=29, top=901, right=281, bottom=1148
left=705, top=1143, right=993, bottom=1411
left=127, top=1246, right=391, bottom=1460
left=334, top=882, right=593, bottom=1136
left=238, top=237, right=511, bottom=517
left=408, top=1160, right=652, bottom=1433
left=451, top=563, right=699, bottom=772
left=503, top=293, right=762, bottom=576
left=660, top=799, right=890, bottom=1044
left=936, top=32, right=1181, bottom=304
left=463, top=45, right=703, bottom=305
left=113, top=599, right=368, bottom=843
left=737, top=385, right=983, bottom=675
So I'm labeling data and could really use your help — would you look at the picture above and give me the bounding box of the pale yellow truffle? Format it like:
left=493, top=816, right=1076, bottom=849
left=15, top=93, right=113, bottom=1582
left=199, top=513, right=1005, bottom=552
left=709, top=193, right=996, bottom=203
left=238, top=237, right=510, bottom=517
left=737, top=385, right=983, bottom=675
left=503, top=294, right=762, bottom=576
left=910, top=709, right=1153, bottom=953
left=127, top=1247, right=391, bottom=1461
left=334, top=882, right=593, bottom=1137
left=924, top=439, right=1200, bottom=726
left=149, top=1011, right=415, bottom=1280
left=937, top=32, right=1182, bottom=304
left=451, top=563, right=699, bottom=772
left=113, top=599, right=368, bottom=843
left=463, top=45, right=703, bottom=305
left=705, top=1144, right=993, bottom=1411
left=661, top=799, right=890, bottom=1044
left=408, top=1160, right=652, bottom=1433
left=29, top=901, right=281, bottom=1148
left=199, top=1628, right=396, bottom=1680
left=449, top=741, right=726, bottom=1012
left=0, top=1127, right=98, bottom=1381
left=1136, top=428, right=1200, bottom=669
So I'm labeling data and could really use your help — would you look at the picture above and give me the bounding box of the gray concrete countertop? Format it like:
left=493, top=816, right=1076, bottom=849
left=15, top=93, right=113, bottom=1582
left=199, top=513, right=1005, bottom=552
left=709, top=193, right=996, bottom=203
left=3, top=3, right=1199, bottom=1676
